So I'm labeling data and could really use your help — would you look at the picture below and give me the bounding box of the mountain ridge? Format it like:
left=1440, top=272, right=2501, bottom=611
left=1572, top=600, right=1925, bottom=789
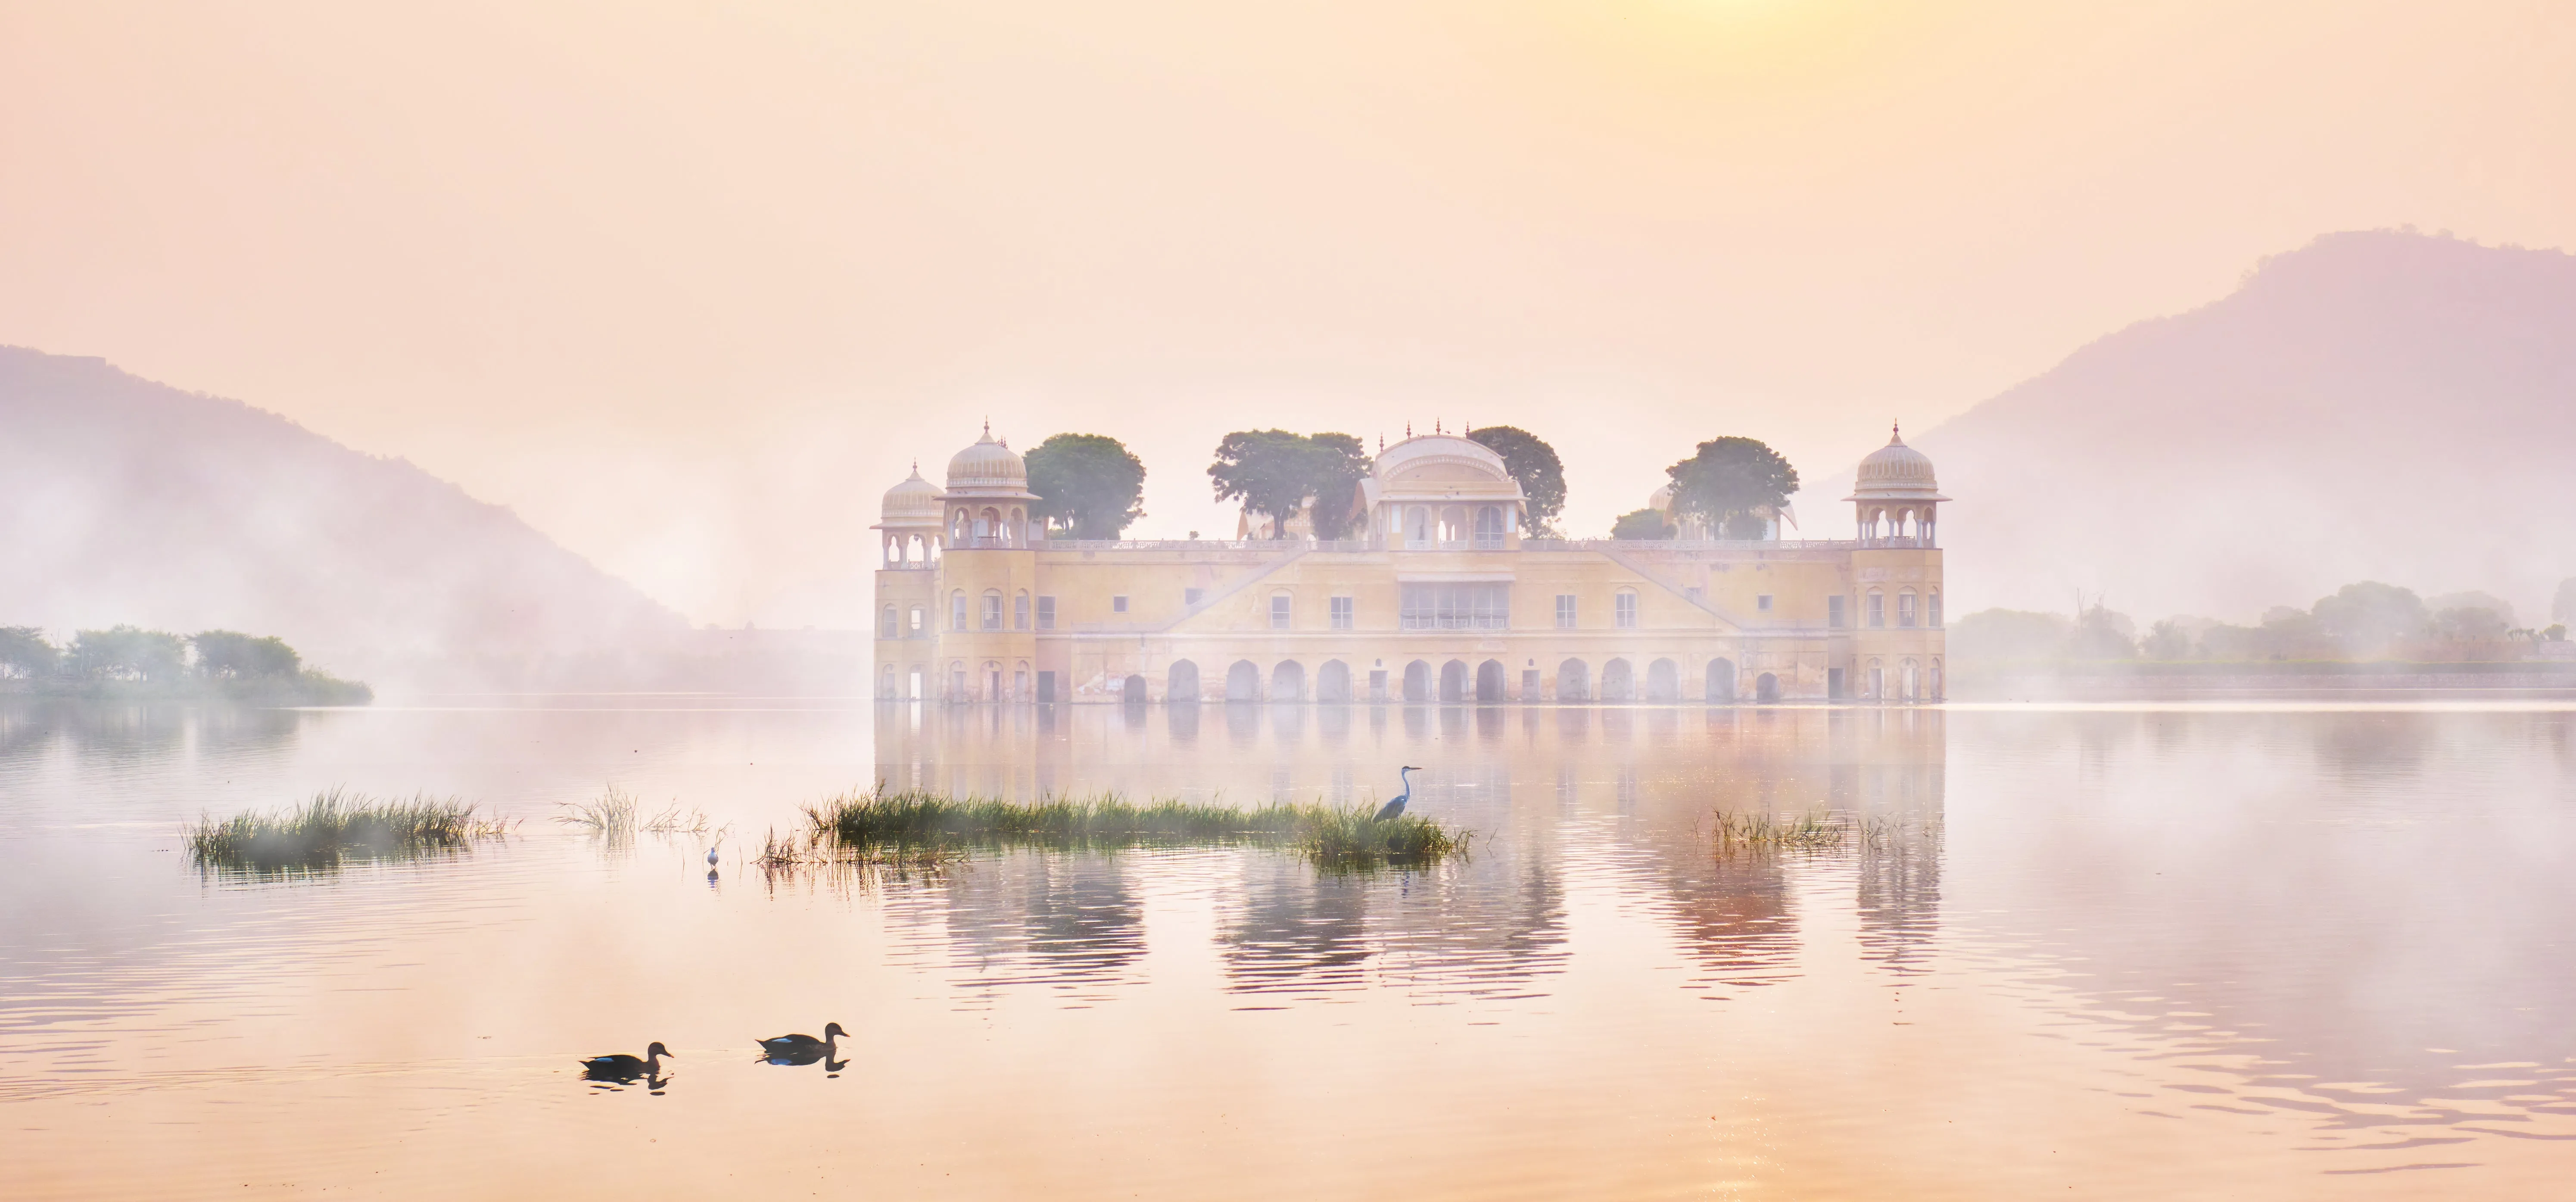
left=0, top=346, right=688, bottom=677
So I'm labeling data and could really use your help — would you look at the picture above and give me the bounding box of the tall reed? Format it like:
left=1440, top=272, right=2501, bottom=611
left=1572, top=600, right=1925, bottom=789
left=804, top=788, right=1465, bottom=867
left=185, top=787, right=509, bottom=871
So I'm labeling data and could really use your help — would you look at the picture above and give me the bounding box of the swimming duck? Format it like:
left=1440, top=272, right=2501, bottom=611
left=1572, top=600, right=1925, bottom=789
left=757, top=1022, right=846, bottom=1057
left=580, top=1042, right=673, bottom=1081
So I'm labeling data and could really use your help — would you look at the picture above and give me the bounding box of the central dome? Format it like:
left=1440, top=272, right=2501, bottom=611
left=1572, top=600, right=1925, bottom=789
left=945, top=427, right=1028, bottom=491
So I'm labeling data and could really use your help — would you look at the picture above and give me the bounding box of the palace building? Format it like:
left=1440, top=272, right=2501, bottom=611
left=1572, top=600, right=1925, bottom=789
left=872, top=426, right=1946, bottom=704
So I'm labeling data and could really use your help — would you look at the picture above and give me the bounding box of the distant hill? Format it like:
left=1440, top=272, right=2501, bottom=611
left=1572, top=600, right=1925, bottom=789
left=1896, top=231, right=2576, bottom=623
left=0, top=347, right=687, bottom=677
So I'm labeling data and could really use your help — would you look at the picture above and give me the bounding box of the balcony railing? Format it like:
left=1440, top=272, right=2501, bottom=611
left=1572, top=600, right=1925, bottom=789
left=1398, top=615, right=1511, bottom=630
left=1523, top=538, right=1866, bottom=551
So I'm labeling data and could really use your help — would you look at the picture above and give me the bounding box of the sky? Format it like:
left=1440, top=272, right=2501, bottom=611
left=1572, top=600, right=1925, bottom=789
left=4, top=0, right=2573, bottom=625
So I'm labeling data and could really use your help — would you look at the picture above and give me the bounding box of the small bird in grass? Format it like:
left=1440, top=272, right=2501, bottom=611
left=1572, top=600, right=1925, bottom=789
left=1372, top=766, right=1422, bottom=822
left=580, top=1042, right=673, bottom=1082
left=757, top=1022, right=847, bottom=1061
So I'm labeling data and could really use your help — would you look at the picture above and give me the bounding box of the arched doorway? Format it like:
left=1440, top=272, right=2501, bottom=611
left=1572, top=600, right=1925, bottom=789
left=1122, top=673, right=1149, bottom=704
left=1439, top=660, right=1468, bottom=703
left=1476, top=659, right=1505, bottom=702
left=1706, top=657, right=1736, bottom=703
left=1646, top=658, right=1678, bottom=702
left=1167, top=659, right=1202, bottom=703
left=1557, top=659, right=1590, bottom=701
left=1902, top=659, right=1918, bottom=701
left=1930, top=658, right=1944, bottom=701
left=1271, top=660, right=1307, bottom=702
left=1226, top=660, right=1262, bottom=701
left=1403, top=660, right=1432, bottom=702
left=1316, top=660, right=1352, bottom=703
left=1600, top=658, right=1634, bottom=702
left=1754, top=672, right=1781, bottom=703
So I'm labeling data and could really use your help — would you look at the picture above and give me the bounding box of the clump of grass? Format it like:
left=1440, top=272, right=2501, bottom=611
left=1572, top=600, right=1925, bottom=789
left=186, top=787, right=510, bottom=872
left=1712, top=807, right=1851, bottom=851
left=553, top=786, right=714, bottom=837
left=804, top=788, right=1467, bottom=867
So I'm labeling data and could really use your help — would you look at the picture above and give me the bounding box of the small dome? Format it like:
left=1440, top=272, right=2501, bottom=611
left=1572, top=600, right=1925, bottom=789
left=881, top=464, right=942, bottom=523
left=1371, top=433, right=1513, bottom=486
left=1848, top=425, right=1944, bottom=499
left=945, top=426, right=1028, bottom=490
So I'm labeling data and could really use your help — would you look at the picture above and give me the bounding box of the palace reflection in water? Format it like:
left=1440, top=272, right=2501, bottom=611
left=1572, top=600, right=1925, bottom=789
left=871, top=700, right=1947, bottom=1003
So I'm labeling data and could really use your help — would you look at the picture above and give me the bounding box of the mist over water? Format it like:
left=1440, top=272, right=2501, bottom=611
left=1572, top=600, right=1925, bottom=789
left=4, top=697, right=2572, bottom=1199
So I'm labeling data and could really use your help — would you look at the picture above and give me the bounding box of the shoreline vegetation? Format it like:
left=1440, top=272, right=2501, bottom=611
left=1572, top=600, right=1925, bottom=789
left=798, top=789, right=1468, bottom=868
left=184, top=788, right=511, bottom=873
left=0, top=625, right=371, bottom=705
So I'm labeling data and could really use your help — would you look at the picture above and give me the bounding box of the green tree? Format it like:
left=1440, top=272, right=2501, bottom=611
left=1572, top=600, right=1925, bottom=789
left=69, top=626, right=188, bottom=682
left=1025, top=433, right=1147, bottom=539
left=1666, top=437, right=1799, bottom=539
left=2140, top=620, right=2193, bottom=660
left=0, top=627, right=58, bottom=679
left=1307, top=433, right=1374, bottom=540
left=2311, top=581, right=2430, bottom=656
left=1610, top=508, right=1673, bottom=540
left=1207, top=430, right=1374, bottom=539
left=193, top=630, right=303, bottom=678
left=1464, top=426, right=1566, bottom=535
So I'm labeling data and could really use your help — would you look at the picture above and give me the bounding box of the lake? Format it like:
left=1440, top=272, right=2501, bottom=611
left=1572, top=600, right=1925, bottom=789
left=3, top=696, right=2574, bottom=1199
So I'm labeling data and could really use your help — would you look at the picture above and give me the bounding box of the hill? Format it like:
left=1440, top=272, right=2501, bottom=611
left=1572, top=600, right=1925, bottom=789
left=1896, top=231, right=2576, bottom=623
left=0, top=347, right=687, bottom=678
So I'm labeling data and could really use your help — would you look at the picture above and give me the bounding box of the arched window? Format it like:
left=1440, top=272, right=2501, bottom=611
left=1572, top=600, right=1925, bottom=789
left=878, top=664, right=894, bottom=698
left=1615, top=589, right=1639, bottom=629
left=909, top=605, right=925, bottom=634
left=949, top=660, right=966, bottom=699
left=1867, top=658, right=1883, bottom=700
left=1015, top=591, right=1030, bottom=631
left=1931, top=657, right=1944, bottom=700
left=950, top=592, right=967, bottom=632
left=1866, top=589, right=1886, bottom=628
left=1929, top=589, right=1943, bottom=629
left=1475, top=506, right=1504, bottom=545
left=880, top=606, right=898, bottom=639
left=981, top=590, right=1003, bottom=631
left=1898, top=590, right=1918, bottom=628
left=1010, top=508, right=1025, bottom=545
left=1557, top=658, right=1590, bottom=701
left=951, top=508, right=970, bottom=543
left=1408, top=506, right=1432, bottom=543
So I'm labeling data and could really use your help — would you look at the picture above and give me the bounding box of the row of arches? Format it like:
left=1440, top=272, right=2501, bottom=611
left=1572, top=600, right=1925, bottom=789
left=948, top=504, right=1036, bottom=548
left=1139, top=657, right=1783, bottom=704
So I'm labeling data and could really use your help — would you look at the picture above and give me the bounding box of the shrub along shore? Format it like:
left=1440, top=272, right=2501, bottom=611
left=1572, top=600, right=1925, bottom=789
left=0, top=626, right=370, bottom=704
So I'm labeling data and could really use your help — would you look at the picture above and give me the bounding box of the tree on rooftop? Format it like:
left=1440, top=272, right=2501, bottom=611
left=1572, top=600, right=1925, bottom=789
left=1026, top=433, right=1146, bottom=539
left=1465, top=426, right=1566, bottom=536
left=1666, top=437, right=1798, bottom=539
left=1610, top=508, right=1673, bottom=540
left=1208, top=430, right=1373, bottom=539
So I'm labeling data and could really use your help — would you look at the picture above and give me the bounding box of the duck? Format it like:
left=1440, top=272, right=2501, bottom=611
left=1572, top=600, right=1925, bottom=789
left=757, top=1022, right=846, bottom=1058
left=580, top=1042, right=673, bottom=1081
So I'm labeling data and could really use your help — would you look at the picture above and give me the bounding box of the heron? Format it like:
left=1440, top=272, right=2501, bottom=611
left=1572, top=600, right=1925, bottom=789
left=1372, top=766, right=1423, bottom=822
left=580, top=1042, right=673, bottom=1082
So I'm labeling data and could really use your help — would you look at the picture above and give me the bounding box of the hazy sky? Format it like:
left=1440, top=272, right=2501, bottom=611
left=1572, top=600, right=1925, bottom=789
left=5, top=1, right=2573, bottom=623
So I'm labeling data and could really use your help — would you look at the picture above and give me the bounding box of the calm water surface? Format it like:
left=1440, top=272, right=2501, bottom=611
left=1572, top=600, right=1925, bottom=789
left=3, top=697, right=2574, bottom=1199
